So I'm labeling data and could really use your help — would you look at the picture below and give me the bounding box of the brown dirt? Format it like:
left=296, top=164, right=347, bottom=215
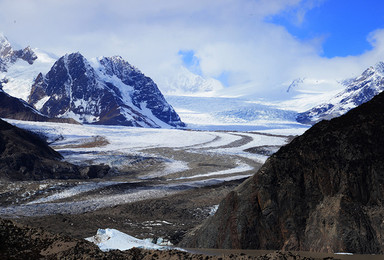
left=1, top=217, right=340, bottom=259
left=51, top=135, right=110, bottom=149
left=14, top=179, right=243, bottom=244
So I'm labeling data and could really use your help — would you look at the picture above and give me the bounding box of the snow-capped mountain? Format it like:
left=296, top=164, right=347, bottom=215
left=296, top=62, right=384, bottom=124
left=163, top=66, right=223, bottom=97
left=0, top=34, right=37, bottom=72
left=0, top=34, right=77, bottom=124
left=28, top=53, right=185, bottom=128
left=0, top=34, right=57, bottom=101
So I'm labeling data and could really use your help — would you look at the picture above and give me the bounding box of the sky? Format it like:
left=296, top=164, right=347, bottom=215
left=0, top=0, right=384, bottom=100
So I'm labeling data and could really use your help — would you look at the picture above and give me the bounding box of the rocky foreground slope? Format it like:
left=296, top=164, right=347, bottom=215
left=181, top=91, right=384, bottom=254
left=1, top=217, right=329, bottom=260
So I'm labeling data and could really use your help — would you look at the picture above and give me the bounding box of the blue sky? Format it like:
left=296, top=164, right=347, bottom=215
left=0, top=0, right=384, bottom=99
left=268, top=0, right=384, bottom=58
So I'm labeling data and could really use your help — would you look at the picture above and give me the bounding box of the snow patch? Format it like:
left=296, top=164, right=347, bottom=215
left=139, top=160, right=189, bottom=179
left=175, top=160, right=252, bottom=180
left=27, top=181, right=121, bottom=205
left=85, top=228, right=173, bottom=252
left=34, top=96, right=50, bottom=110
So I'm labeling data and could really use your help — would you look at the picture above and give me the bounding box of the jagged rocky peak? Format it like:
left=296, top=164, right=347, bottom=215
left=43, top=52, right=96, bottom=97
left=0, top=34, right=37, bottom=72
left=97, top=55, right=184, bottom=127
left=14, top=46, right=38, bottom=65
left=98, top=55, right=139, bottom=78
left=30, top=52, right=106, bottom=121
left=286, top=78, right=304, bottom=93
left=29, top=52, right=185, bottom=128
left=0, top=34, right=13, bottom=58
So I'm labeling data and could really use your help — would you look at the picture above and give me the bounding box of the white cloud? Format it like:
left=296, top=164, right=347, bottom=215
left=0, top=0, right=383, bottom=100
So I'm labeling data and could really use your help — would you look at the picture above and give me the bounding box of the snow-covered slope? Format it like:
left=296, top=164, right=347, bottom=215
left=297, top=62, right=384, bottom=124
left=0, top=34, right=37, bottom=72
left=0, top=34, right=57, bottom=100
left=29, top=53, right=185, bottom=128
left=0, top=34, right=79, bottom=123
left=164, top=66, right=224, bottom=97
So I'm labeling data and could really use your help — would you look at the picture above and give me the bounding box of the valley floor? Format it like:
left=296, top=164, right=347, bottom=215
left=0, top=119, right=303, bottom=245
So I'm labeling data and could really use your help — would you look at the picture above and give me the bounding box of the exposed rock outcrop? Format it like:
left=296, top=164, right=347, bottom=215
left=181, top=91, right=384, bottom=254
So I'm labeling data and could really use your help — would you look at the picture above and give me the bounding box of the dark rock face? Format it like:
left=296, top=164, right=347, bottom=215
left=0, top=119, right=109, bottom=180
left=297, top=62, right=384, bottom=124
left=181, top=92, right=384, bottom=254
left=0, top=90, right=78, bottom=124
left=29, top=53, right=184, bottom=128
left=14, top=46, right=38, bottom=65
left=99, top=56, right=184, bottom=127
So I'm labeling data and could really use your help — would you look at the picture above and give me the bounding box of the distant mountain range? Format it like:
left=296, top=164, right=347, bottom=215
left=0, top=34, right=184, bottom=128
left=28, top=53, right=184, bottom=127
left=2, top=33, right=384, bottom=128
left=297, top=62, right=384, bottom=124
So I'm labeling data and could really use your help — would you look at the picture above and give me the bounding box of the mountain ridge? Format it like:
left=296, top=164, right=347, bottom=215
left=296, top=61, right=384, bottom=124
left=28, top=52, right=185, bottom=128
left=0, top=35, right=184, bottom=128
left=0, top=34, right=37, bottom=72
